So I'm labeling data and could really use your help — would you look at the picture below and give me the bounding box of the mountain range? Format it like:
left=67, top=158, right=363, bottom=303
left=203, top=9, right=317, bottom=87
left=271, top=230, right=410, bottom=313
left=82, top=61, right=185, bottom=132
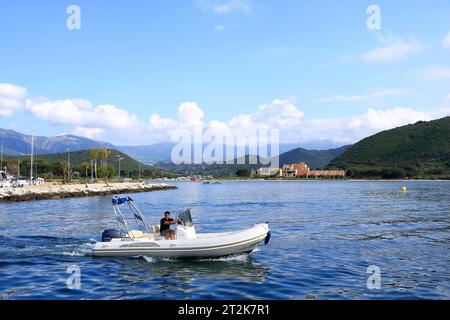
left=0, top=128, right=114, bottom=155
left=0, top=128, right=348, bottom=168
left=4, top=115, right=449, bottom=179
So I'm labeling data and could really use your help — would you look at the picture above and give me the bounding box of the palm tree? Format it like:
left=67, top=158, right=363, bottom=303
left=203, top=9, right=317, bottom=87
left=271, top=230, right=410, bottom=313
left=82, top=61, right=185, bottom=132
left=61, top=161, right=68, bottom=184
left=101, top=149, right=112, bottom=185
left=88, top=149, right=99, bottom=181
left=100, top=148, right=111, bottom=166
left=81, top=162, right=90, bottom=181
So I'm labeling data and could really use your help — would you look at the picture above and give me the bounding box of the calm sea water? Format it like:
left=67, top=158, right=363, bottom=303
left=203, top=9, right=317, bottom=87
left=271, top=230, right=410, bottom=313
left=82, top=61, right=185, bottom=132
left=0, top=181, right=449, bottom=300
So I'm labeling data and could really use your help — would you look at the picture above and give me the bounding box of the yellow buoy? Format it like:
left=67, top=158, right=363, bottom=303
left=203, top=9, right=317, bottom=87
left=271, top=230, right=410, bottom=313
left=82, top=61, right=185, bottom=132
left=402, top=186, right=407, bottom=192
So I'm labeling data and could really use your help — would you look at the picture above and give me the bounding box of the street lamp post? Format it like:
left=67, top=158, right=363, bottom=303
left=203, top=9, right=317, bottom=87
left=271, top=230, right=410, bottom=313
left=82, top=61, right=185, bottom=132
left=90, top=159, right=94, bottom=182
left=115, top=155, right=125, bottom=179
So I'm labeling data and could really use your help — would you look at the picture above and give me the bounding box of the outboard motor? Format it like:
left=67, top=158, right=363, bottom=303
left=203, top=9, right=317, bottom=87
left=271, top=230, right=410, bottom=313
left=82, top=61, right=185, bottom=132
left=102, top=229, right=127, bottom=242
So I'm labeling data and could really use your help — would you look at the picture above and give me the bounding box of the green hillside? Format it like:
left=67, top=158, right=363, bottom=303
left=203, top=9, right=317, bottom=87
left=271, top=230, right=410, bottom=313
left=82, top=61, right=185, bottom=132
left=155, top=145, right=352, bottom=178
left=328, top=117, right=450, bottom=179
left=277, top=145, right=351, bottom=169
left=155, top=155, right=264, bottom=178
left=3, top=149, right=176, bottom=179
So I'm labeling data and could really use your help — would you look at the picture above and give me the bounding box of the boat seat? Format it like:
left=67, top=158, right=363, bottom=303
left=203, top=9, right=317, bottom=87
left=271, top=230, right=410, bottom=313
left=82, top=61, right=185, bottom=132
left=142, top=233, right=156, bottom=240
left=128, top=227, right=160, bottom=239
left=128, top=230, right=144, bottom=238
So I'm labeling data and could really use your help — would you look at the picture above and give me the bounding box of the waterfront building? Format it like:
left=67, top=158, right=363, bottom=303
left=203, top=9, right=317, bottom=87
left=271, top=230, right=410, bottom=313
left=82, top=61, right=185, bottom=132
left=253, top=167, right=282, bottom=177
left=281, top=163, right=346, bottom=179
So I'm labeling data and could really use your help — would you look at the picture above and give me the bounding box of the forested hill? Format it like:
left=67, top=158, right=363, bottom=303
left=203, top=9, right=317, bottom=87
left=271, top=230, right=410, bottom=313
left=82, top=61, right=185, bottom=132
left=3, top=149, right=175, bottom=179
left=277, top=145, right=351, bottom=169
left=328, top=117, right=450, bottom=179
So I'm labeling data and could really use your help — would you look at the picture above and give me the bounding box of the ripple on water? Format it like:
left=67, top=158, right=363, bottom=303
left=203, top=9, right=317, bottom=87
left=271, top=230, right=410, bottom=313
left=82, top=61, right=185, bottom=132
left=0, top=181, right=449, bottom=299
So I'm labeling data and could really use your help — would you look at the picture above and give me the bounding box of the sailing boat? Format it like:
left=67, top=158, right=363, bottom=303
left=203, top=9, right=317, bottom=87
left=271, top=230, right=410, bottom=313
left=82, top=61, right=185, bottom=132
left=30, top=127, right=34, bottom=183
left=0, top=139, right=13, bottom=188
left=28, top=128, right=44, bottom=186
left=0, top=139, right=4, bottom=172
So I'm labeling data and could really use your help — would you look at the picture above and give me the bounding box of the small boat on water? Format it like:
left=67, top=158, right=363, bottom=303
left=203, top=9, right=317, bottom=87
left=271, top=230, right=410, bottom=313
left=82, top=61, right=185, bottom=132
left=92, top=196, right=271, bottom=258
left=202, top=180, right=222, bottom=185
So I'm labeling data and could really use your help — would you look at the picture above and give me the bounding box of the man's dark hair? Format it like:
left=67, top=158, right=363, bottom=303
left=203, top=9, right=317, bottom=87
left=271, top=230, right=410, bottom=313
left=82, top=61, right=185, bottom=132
left=164, top=211, right=170, bottom=216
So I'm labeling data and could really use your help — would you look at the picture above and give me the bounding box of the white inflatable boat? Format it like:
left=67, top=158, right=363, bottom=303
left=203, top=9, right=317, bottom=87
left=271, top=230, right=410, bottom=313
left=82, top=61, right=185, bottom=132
left=92, top=196, right=270, bottom=258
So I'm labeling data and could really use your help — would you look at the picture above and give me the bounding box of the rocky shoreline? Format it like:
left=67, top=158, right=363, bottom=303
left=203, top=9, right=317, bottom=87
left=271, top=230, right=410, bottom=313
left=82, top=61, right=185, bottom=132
left=0, top=183, right=177, bottom=202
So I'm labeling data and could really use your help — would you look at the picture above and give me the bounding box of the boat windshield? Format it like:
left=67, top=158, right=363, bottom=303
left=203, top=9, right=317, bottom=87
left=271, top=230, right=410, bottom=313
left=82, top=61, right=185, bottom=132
left=177, top=209, right=193, bottom=227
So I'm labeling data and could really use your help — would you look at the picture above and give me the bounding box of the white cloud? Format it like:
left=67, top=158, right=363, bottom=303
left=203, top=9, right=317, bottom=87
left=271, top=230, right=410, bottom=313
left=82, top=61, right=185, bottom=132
left=353, top=107, right=430, bottom=131
left=299, top=107, right=448, bottom=145
left=150, top=114, right=177, bottom=130
left=2, top=82, right=450, bottom=147
left=150, top=101, right=204, bottom=130
left=196, top=0, right=252, bottom=14
left=316, top=88, right=412, bottom=103
left=227, top=98, right=304, bottom=130
left=74, top=127, right=106, bottom=140
left=185, top=102, right=447, bottom=146
left=148, top=98, right=305, bottom=145
left=0, top=83, right=28, bottom=116
left=360, top=37, right=423, bottom=64
left=221, top=103, right=447, bottom=146
left=25, top=98, right=142, bottom=130
left=442, top=32, right=450, bottom=51
left=0, top=83, right=27, bottom=98
left=178, top=101, right=204, bottom=127
left=52, top=99, right=450, bottom=146
left=418, top=65, right=450, bottom=80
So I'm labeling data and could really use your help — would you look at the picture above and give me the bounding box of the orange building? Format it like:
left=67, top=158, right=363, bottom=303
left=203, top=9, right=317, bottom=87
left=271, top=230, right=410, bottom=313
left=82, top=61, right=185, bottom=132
left=282, top=163, right=345, bottom=179
left=282, top=163, right=309, bottom=178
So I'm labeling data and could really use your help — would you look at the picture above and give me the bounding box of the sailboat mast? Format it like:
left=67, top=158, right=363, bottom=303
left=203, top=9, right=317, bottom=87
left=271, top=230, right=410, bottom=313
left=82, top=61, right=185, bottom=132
left=35, top=143, right=38, bottom=178
left=0, top=139, right=4, bottom=171
left=30, top=127, right=34, bottom=180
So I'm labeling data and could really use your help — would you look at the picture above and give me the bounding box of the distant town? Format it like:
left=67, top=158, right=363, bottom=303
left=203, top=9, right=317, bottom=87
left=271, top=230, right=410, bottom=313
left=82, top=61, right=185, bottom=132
left=252, top=162, right=346, bottom=179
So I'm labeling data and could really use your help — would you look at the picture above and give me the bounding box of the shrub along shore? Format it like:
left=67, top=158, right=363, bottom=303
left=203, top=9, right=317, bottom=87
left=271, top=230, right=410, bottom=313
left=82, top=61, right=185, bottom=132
left=0, top=182, right=177, bottom=202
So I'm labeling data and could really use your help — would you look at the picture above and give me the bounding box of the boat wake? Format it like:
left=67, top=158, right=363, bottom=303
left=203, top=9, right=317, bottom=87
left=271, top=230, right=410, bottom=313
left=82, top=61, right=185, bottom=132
left=60, top=241, right=95, bottom=257
left=198, top=254, right=250, bottom=262
left=0, top=235, right=95, bottom=258
left=141, top=256, right=156, bottom=263
left=138, top=253, right=251, bottom=264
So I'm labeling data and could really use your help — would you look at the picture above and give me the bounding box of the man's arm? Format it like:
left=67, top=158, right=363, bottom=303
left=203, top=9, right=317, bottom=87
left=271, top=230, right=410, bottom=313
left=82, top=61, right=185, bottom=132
left=163, top=219, right=178, bottom=225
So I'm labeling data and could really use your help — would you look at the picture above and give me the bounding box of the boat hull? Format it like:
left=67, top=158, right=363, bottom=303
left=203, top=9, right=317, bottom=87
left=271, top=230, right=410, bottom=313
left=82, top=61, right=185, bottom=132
left=92, top=223, right=269, bottom=258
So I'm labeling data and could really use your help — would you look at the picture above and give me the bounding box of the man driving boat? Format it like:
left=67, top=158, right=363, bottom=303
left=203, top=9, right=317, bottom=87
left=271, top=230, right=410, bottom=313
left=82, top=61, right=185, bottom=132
left=160, top=211, right=178, bottom=240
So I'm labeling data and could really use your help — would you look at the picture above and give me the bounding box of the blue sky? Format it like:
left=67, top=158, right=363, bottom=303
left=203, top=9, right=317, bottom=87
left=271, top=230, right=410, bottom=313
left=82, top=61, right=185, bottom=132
left=1, top=0, right=450, bottom=146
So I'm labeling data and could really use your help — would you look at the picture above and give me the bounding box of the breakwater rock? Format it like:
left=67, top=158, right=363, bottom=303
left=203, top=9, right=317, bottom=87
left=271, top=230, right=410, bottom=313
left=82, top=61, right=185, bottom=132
left=0, top=183, right=177, bottom=202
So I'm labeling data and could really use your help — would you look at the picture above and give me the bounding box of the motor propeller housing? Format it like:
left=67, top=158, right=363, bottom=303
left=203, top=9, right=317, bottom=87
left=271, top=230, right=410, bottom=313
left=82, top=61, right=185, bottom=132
left=102, top=229, right=127, bottom=242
